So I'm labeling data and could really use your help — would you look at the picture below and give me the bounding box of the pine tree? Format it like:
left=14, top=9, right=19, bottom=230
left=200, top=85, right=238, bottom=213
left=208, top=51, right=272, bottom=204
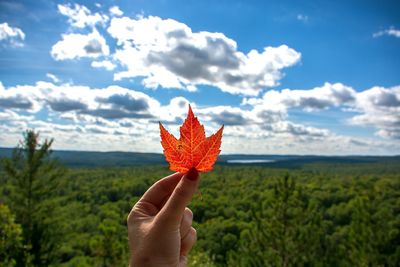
left=2, top=130, right=65, bottom=266
left=231, top=174, right=323, bottom=267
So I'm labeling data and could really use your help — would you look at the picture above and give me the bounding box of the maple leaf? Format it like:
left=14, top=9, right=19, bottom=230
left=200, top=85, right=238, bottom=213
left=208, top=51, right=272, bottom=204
left=160, top=105, right=224, bottom=173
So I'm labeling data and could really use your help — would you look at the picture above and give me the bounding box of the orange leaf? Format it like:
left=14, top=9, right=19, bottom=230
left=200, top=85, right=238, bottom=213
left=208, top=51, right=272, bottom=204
left=160, top=105, right=224, bottom=173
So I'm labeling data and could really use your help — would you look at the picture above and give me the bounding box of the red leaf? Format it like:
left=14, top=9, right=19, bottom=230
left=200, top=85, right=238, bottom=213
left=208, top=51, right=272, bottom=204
left=160, top=105, right=224, bottom=173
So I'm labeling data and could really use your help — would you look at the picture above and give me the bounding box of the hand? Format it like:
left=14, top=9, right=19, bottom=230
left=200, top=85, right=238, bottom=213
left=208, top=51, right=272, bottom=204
left=128, top=168, right=200, bottom=267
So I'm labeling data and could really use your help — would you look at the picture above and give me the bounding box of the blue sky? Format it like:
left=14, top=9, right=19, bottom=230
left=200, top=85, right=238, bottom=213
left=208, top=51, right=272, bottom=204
left=0, top=0, right=399, bottom=155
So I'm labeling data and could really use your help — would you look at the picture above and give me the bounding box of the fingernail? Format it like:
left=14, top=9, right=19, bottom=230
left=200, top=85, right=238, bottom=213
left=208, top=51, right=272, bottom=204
left=185, top=168, right=199, bottom=181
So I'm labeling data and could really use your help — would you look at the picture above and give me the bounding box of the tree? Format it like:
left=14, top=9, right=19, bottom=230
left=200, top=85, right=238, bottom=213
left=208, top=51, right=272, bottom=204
left=91, top=219, right=125, bottom=267
left=347, top=196, right=374, bottom=267
left=2, top=130, right=65, bottom=266
left=347, top=191, right=399, bottom=267
left=230, top=174, right=324, bottom=267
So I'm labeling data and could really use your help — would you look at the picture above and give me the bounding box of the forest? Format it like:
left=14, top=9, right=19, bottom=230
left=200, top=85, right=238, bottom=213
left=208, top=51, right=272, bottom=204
left=1, top=131, right=399, bottom=266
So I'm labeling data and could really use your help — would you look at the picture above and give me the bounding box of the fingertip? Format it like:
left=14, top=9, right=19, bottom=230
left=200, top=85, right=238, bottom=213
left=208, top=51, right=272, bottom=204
left=185, top=168, right=199, bottom=181
left=139, top=172, right=184, bottom=208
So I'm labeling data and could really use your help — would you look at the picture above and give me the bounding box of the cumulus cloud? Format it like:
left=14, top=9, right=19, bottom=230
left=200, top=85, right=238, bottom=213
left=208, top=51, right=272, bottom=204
left=155, top=97, right=192, bottom=125
left=199, top=106, right=252, bottom=126
left=48, top=98, right=88, bottom=112
left=0, top=82, right=39, bottom=111
left=373, top=27, right=400, bottom=38
left=0, top=22, right=25, bottom=47
left=53, top=4, right=300, bottom=95
left=107, top=16, right=301, bottom=95
left=48, top=84, right=159, bottom=120
left=91, top=60, right=116, bottom=70
left=243, top=82, right=356, bottom=112
left=58, top=3, right=109, bottom=28
left=0, top=110, right=33, bottom=137
left=0, top=96, right=33, bottom=109
left=109, top=6, right=123, bottom=17
left=10, top=80, right=396, bottom=145
left=1, top=79, right=350, bottom=152
left=0, top=81, right=164, bottom=152
left=244, top=82, right=400, bottom=140
left=350, top=86, right=400, bottom=139
left=0, top=81, right=161, bottom=120
left=2, top=79, right=400, bottom=154
left=51, top=30, right=109, bottom=60
left=269, top=121, right=329, bottom=137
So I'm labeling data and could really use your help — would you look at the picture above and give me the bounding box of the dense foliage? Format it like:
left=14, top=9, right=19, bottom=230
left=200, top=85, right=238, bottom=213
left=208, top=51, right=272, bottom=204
left=1, top=135, right=399, bottom=266
left=0, top=204, right=22, bottom=267
left=1, top=131, right=65, bottom=266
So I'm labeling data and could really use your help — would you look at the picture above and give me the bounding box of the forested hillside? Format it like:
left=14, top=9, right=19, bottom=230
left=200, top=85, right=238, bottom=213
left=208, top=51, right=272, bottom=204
left=1, top=147, right=399, bottom=168
left=2, top=161, right=399, bottom=266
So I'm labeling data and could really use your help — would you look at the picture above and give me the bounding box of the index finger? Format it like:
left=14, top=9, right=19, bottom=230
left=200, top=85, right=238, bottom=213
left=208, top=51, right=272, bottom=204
left=139, top=172, right=184, bottom=208
left=157, top=168, right=199, bottom=226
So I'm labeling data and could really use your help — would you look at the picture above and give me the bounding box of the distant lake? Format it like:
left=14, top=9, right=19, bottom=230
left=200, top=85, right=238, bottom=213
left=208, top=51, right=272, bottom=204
left=227, top=159, right=276, bottom=164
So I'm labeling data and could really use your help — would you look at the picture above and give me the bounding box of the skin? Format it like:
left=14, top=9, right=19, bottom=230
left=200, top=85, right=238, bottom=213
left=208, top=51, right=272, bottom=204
left=128, top=168, right=200, bottom=267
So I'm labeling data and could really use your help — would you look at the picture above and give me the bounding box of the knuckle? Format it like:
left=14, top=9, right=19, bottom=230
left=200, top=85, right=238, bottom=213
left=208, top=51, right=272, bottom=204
left=127, top=209, right=136, bottom=224
left=127, top=202, right=151, bottom=224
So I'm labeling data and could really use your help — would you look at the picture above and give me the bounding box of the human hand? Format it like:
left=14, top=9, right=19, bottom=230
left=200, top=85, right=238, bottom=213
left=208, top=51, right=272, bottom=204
left=128, top=168, right=200, bottom=267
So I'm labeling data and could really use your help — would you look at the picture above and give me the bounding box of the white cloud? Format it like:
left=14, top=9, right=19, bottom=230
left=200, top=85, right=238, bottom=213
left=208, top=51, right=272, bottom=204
left=297, top=14, right=309, bottom=23
left=2, top=77, right=399, bottom=154
left=0, top=22, right=25, bottom=47
left=350, top=86, right=400, bottom=139
left=58, top=3, right=109, bottom=28
left=0, top=81, right=162, bottom=119
left=2, top=5, right=399, bottom=154
left=8, top=80, right=400, bottom=143
left=0, top=81, right=163, bottom=152
left=157, top=97, right=192, bottom=125
left=373, top=26, right=400, bottom=38
left=109, top=6, right=123, bottom=17
left=0, top=109, right=33, bottom=127
left=107, top=15, right=301, bottom=95
left=51, top=30, right=109, bottom=60
left=244, top=82, right=400, bottom=140
left=243, top=82, right=356, bottom=115
left=198, top=106, right=253, bottom=126
left=269, top=121, right=329, bottom=137
left=46, top=73, right=61, bottom=83
left=0, top=80, right=343, bottom=153
left=53, top=6, right=300, bottom=95
left=0, top=81, right=40, bottom=111
left=91, top=60, right=116, bottom=70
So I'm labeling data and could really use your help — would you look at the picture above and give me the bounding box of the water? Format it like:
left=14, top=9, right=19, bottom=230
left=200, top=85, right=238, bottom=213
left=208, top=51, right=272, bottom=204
left=227, top=159, right=276, bottom=164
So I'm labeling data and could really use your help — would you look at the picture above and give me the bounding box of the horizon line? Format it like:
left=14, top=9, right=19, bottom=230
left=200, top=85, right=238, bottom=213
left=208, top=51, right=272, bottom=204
left=0, top=146, right=399, bottom=157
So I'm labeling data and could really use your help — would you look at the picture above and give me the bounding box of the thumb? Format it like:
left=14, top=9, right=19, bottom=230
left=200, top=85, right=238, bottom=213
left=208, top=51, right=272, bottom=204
left=157, top=168, right=199, bottom=226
